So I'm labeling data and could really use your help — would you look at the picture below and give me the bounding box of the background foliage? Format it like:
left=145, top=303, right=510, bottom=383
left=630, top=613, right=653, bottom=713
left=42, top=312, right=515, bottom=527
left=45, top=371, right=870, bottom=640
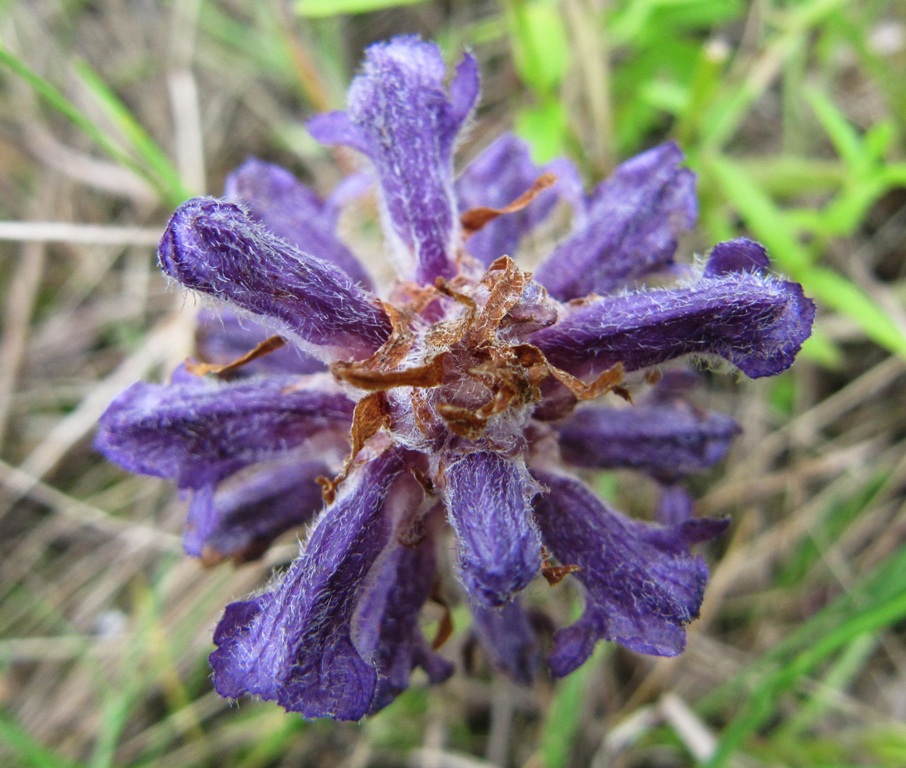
left=1, top=1, right=906, bottom=766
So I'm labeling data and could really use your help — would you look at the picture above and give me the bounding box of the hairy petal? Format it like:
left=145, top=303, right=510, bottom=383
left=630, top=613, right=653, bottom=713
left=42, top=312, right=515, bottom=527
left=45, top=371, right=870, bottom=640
left=158, top=197, right=391, bottom=360
left=309, top=37, right=479, bottom=284
left=184, top=454, right=329, bottom=562
left=195, top=309, right=324, bottom=376
left=305, top=110, right=369, bottom=152
left=532, top=259, right=816, bottom=379
left=95, top=375, right=354, bottom=488
left=456, top=133, right=571, bottom=266
left=225, top=158, right=373, bottom=287
left=470, top=598, right=541, bottom=685
left=656, top=484, right=696, bottom=526
left=556, top=401, right=740, bottom=482
left=445, top=452, right=542, bottom=607
left=532, top=470, right=729, bottom=676
left=354, top=517, right=454, bottom=713
left=704, top=238, right=771, bottom=277
left=535, top=143, right=697, bottom=299
left=209, top=451, right=411, bottom=720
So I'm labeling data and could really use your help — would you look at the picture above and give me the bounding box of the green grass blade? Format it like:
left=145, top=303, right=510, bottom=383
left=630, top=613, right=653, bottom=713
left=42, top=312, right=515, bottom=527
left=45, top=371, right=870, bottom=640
left=776, top=632, right=877, bottom=741
left=72, top=61, right=191, bottom=205
left=516, top=98, right=569, bottom=162
left=296, top=0, right=425, bottom=16
left=804, top=87, right=868, bottom=172
left=540, top=673, right=585, bottom=768
left=0, top=46, right=173, bottom=203
left=675, top=39, right=729, bottom=146
left=704, top=153, right=813, bottom=273
left=539, top=645, right=608, bottom=768
left=880, top=162, right=906, bottom=188
left=504, top=0, right=569, bottom=97
left=864, top=120, right=895, bottom=162
left=703, top=545, right=906, bottom=766
left=807, top=267, right=906, bottom=358
left=707, top=590, right=906, bottom=766
left=799, top=332, right=844, bottom=369
left=700, top=0, right=847, bottom=150
left=815, top=178, right=889, bottom=236
left=0, top=709, right=82, bottom=768
left=88, top=577, right=168, bottom=768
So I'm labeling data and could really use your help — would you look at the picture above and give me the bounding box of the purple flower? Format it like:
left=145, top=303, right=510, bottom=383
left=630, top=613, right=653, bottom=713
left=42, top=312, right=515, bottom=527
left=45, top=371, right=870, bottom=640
left=96, top=36, right=815, bottom=719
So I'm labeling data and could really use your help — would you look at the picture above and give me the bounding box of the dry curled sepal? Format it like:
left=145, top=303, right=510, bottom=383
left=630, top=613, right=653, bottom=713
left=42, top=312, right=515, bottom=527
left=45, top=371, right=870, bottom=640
left=540, top=546, right=582, bottom=586
left=468, top=256, right=531, bottom=343
left=545, top=359, right=625, bottom=401
left=329, top=301, right=448, bottom=392
left=531, top=469, right=730, bottom=676
left=444, top=452, right=543, bottom=607
left=308, top=37, right=479, bottom=285
left=210, top=450, right=447, bottom=719
left=184, top=334, right=287, bottom=378
left=318, top=392, right=391, bottom=504
left=158, top=197, right=392, bottom=361
left=431, top=256, right=558, bottom=345
left=535, top=142, right=698, bottom=300
left=195, top=309, right=324, bottom=378
left=459, top=172, right=557, bottom=239
left=331, top=353, right=447, bottom=392
left=456, top=133, right=583, bottom=267
left=224, top=157, right=373, bottom=288
left=532, top=244, right=816, bottom=380
left=428, top=585, right=455, bottom=651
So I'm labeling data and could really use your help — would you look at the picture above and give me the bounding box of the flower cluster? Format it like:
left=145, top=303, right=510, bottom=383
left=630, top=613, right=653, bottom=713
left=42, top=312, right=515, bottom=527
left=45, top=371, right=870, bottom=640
left=96, top=37, right=815, bottom=720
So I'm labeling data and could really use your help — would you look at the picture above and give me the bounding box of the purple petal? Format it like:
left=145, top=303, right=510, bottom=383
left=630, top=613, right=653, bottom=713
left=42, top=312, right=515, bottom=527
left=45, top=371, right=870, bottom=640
left=183, top=454, right=329, bottom=562
left=324, top=171, right=374, bottom=216
left=535, top=142, right=697, bottom=299
left=444, top=452, right=542, bottom=607
left=309, top=38, right=479, bottom=284
left=448, top=50, right=481, bottom=125
left=470, top=598, right=541, bottom=685
left=456, top=134, right=564, bottom=266
left=531, top=265, right=816, bottom=379
left=556, top=401, right=740, bottom=482
left=356, top=517, right=454, bottom=713
left=306, top=111, right=369, bottom=154
left=195, top=309, right=324, bottom=376
left=158, top=197, right=391, bottom=361
left=656, top=484, right=712, bottom=528
left=704, top=238, right=770, bottom=277
left=209, top=451, right=411, bottom=720
left=224, top=158, right=373, bottom=288
left=532, top=470, right=729, bottom=676
left=95, top=376, right=354, bottom=488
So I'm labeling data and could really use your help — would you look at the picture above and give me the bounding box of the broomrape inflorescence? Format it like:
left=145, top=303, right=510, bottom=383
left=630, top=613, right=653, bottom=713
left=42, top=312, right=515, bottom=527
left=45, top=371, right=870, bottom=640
left=96, top=36, right=815, bottom=720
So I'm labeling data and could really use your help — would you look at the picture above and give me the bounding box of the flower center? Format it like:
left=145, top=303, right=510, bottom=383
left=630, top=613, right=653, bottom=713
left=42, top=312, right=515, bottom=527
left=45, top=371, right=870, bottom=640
left=321, top=257, right=625, bottom=500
